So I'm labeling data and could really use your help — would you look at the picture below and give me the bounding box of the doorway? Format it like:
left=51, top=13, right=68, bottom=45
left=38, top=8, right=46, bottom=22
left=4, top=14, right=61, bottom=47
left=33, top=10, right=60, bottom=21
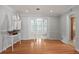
left=69, top=15, right=76, bottom=45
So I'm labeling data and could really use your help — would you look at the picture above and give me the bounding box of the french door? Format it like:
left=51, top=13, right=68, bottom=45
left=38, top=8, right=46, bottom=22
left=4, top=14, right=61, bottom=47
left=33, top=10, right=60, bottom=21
left=30, top=18, right=47, bottom=39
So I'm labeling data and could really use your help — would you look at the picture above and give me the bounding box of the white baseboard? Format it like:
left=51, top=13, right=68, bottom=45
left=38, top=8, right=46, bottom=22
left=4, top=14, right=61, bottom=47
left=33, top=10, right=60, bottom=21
left=47, top=38, right=61, bottom=40
left=22, top=39, right=34, bottom=40
left=60, top=40, right=68, bottom=44
left=22, top=38, right=61, bottom=40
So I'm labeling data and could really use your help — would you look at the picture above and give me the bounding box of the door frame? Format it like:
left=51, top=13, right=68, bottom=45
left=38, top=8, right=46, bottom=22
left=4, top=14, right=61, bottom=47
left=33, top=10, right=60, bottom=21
left=69, top=14, right=76, bottom=41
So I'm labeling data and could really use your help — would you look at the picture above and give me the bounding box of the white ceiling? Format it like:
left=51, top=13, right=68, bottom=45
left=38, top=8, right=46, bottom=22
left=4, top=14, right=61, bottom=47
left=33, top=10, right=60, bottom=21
left=9, top=5, right=75, bottom=16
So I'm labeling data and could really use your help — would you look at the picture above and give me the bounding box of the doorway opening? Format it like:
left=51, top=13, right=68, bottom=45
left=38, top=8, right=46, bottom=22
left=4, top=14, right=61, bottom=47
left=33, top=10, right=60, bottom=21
left=69, top=15, right=76, bottom=45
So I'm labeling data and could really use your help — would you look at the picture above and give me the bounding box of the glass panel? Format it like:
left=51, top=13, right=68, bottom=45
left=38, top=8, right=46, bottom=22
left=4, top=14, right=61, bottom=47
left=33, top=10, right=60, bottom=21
left=31, top=18, right=47, bottom=39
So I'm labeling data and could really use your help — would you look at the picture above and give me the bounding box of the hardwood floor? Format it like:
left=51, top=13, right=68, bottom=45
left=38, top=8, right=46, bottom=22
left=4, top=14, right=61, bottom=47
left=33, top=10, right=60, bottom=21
left=1, top=39, right=78, bottom=54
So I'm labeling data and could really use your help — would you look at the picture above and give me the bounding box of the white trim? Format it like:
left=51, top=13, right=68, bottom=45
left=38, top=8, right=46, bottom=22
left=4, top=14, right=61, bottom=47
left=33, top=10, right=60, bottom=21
left=22, top=38, right=60, bottom=40
left=60, top=40, right=68, bottom=44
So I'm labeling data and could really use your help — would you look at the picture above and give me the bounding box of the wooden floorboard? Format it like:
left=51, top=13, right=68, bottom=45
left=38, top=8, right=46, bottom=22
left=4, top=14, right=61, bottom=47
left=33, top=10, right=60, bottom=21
left=1, top=39, right=79, bottom=54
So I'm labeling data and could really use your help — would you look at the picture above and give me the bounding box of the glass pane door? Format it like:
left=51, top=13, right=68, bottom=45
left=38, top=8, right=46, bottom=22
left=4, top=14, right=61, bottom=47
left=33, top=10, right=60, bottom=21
left=31, top=18, right=47, bottom=39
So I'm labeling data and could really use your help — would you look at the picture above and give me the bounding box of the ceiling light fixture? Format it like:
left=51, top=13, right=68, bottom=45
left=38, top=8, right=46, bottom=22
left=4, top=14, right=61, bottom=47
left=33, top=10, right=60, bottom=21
left=36, top=8, right=40, bottom=10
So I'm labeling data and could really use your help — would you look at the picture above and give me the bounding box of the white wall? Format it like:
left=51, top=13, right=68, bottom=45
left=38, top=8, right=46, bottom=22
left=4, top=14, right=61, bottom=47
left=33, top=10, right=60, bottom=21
left=0, top=6, right=10, bottom=52
left=21, top=16, right=29, bottom=39
left=21, top=16, right=61, bottom=40
left=0, top=6, right=20, bottom=52
left=60, top=13, right=70, bottom=43
left=47, top=16, right=61, bottom=39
